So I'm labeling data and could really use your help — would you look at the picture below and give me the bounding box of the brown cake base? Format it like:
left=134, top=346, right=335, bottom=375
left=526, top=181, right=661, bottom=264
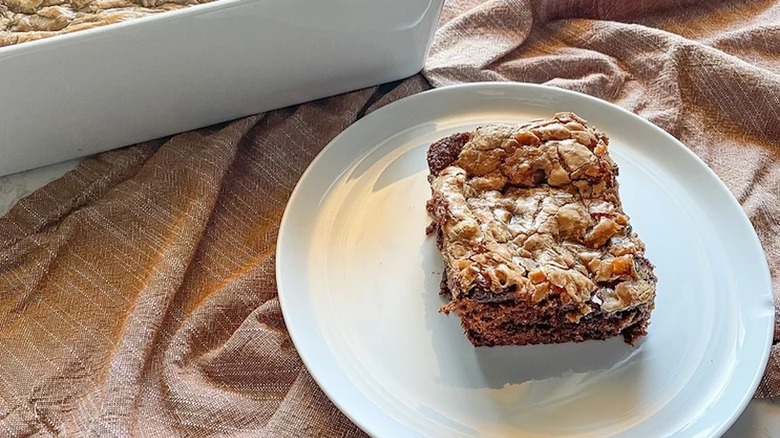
left=434, top=228, right=651, bottom=347
left=443, top=284, right=650, bottom=346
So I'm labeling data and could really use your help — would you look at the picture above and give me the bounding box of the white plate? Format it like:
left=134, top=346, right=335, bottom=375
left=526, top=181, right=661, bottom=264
left=276, top=83, right=774, bottom=437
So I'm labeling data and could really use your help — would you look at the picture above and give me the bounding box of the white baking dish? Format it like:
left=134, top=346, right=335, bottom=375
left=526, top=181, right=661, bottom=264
left=0, top=0, right=443, bottom=176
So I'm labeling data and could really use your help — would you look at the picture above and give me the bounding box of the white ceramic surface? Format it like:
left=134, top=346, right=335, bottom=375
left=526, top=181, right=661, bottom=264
left=276, top=83, right=775, bottom=437
left=0, top=0, right=443, bottom=177
left=0, top=135, right=776, bottom=436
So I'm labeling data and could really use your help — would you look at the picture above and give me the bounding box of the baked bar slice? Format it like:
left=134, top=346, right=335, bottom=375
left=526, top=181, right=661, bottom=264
left=426, top=113, right=656, bottom=347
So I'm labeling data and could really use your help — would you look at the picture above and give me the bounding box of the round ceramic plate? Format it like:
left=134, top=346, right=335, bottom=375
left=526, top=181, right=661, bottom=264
left=276, top=83, right=774, bottom=437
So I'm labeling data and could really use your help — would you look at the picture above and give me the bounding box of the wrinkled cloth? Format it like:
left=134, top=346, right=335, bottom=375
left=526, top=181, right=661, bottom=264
left=1, top=0, right=779, bottom=435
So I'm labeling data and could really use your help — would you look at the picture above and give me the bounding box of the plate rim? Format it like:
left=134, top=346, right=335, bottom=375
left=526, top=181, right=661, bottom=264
left=276, top=81, right=774, bottom=437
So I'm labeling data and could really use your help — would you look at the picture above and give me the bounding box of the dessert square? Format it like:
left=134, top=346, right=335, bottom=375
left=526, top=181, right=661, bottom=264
left=426, top=113, right=656, bottom=346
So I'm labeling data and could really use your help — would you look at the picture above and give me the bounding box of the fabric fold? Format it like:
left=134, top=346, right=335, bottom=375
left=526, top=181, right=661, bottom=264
left=0, top=0, right=779, bottom=436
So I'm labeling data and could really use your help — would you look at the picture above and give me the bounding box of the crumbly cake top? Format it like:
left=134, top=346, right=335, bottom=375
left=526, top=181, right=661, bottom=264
left=0, top=0, right=213, bottom=47
left=428, top=113, right=655, bottom=320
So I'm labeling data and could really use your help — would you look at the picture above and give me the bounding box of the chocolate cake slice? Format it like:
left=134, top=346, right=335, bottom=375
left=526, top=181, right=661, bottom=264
left=425, top=113, right=656, bottom=346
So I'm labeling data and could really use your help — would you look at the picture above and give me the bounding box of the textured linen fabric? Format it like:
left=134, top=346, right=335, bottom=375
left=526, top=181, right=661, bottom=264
left=0, top=0, right=779, bottom=435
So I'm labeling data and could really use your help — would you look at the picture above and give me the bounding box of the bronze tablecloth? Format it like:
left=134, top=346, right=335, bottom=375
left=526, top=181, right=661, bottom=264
left=1, top=0, right=779, bottom=435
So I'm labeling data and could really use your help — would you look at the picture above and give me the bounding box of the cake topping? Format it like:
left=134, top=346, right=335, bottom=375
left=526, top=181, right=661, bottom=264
left=428, top=113, right=655, bottom=315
